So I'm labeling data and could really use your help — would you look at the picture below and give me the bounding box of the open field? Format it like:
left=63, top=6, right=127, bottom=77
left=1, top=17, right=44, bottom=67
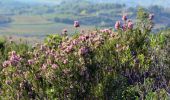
left=0, top=15, right=95, bottom=43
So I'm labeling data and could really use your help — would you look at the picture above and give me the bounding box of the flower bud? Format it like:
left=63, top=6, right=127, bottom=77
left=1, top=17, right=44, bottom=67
left=115, top=21, right=121, bottom=30
left=127, top=21, right=133, bottom=29
left=122, top=15, right=127, bottom=21
left=74, top=21, right=80, bottom=28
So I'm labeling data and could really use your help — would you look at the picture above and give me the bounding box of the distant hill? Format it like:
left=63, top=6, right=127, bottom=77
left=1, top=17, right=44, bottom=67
left=0, top=0, right=170, bottom=35
left=87, top=0, right=170, bottom=8
left=13, top=0, right=61, bottom=5
left=10, top=0, right=170, bottom=8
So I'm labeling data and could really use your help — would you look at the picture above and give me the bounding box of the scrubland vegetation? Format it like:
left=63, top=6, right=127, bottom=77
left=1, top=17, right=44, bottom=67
left=0, top=8, right=169, bottom=99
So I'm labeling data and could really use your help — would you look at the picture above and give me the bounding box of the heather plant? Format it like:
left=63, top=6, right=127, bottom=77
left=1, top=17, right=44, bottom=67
left=0, top=9, right=170, bottom=100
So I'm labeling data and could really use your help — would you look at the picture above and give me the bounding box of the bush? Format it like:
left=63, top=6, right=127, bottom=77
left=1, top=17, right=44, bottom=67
left=0, top=9, right=169, bottom=99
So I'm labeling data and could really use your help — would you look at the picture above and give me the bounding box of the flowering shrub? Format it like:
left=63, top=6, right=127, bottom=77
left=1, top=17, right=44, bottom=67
left=0, top=9, right=170, bottom=99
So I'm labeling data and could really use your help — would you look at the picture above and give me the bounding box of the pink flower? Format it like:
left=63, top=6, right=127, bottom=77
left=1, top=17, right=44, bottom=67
left=63, top=69, right=70, bottom=74
left=8, top=52, right=22, bottom=66
left=74, top=21, right=80, bottom=28
left=122, top=24, right=127, bottom=31
left=63, top=59, right=68, bottom=64
left=28, top=59, right=34, bottom=65
left=101, top=29, right=112, bottom=34
left=3, top=51, right=22, bottom=67
left=11, top=51, right=16, bottom=56
left=40, top=45, right=46, bottom=51
left=127, top=21, right=133, bottom=29
left=52, top=64, right=58, bottom=69
left=65, top=44, right=73, bottom=53
left=3, top=61, right=11, bottom=67
left=115, top=21, right=121, bottom=30
left=100, top=29, right=105, bottom=33
left=122, top=15, right=127, bottom=21
left=127, top=19, right=132, bottom=23
left=72, top=39, right=78, bottom=45
left=149, top=14, right=154, bottom=20
left=63, top=28, right=67, bottom=33
left=42, top=64, right=47, bottom=70
left=106, top=29, right=111, bottom=33
left=79, top=35, right=86, bottom=41
left=45, top=49, right=51, bottom=55
left=79, top=47, right=89, bottom=55
left=10, top=55, right=20, bottom=61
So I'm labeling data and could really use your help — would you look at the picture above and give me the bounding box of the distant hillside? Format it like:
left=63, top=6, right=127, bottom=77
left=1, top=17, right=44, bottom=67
left=12, top=0, right=61, bottom=5
left=11, top=0, right=170, bottom=8
left=1, top=0, right=170, bottom=8
left=0, top=0, right=170, bottom=35
left=87, top=0, right=170, bottom=8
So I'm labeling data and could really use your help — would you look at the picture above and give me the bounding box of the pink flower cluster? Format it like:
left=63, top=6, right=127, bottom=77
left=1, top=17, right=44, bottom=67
left=31, top=43, right=70, bottom=71
left=57, top=30, right=117, bottom=60
left=149, top=14, right=154, bottom=20
left=115, top=21, right=121, bottom=30
left=28, top=59, right=34, bottom=65
left=3, top=51, right=22, bottom=67
left=115, top=15, right=133, bottom=30
left=127, top=20, right=133, bottom=30
left=14, top=26, right=118, bottom=74
left=100, top=28, right=112, bottom=34
left=41, top=61, right=59, bottom=70
left=2, top=61, right=11, bottom=67
left=52, top=64, right=58, bottom=69
left=122, top=15, right=127, bottom=21
left=79, top=47, right=89, bottom=55
left=64, top=44, right=74, bottom=53
left=74, top=21, right=80, bottom=28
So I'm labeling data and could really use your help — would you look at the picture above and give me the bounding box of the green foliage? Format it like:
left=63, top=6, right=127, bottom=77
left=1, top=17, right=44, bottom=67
left=44, top=34, right=62, bottom=49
